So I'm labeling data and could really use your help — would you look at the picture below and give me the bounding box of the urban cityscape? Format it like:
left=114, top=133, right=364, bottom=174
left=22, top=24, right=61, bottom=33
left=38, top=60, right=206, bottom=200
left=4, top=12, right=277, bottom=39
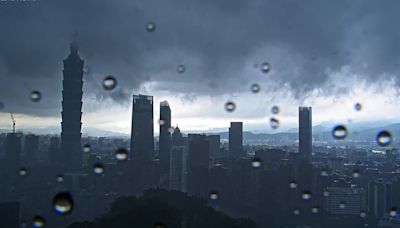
left=2, top=1, right=400, bottom=228
left=0, top=42, right=399, bottom=228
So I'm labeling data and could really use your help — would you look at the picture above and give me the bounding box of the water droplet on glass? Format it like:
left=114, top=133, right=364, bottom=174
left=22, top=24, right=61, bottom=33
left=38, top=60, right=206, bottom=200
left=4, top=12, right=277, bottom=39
left=302, top=191, right=312, bottom=200
left=271, top=106, right=279, bottom=114
left=83, top=144, right=91, bottom=153
left=56, top=175, right=64, bottom=183
left=176, top=64, right=186, bottom=74
left=250, top=83, right=260, bottom=93
left=209, top=191, right=219, bottom=200
left=354, top=102, right=362, bottom=111
left=293, top=208, right=301, bottom=215
left=93, top=163, right=105, bottom=175
left=389, top=207, right=398, bottom=217
left=146, top=22, right=156, bottom=32
left=83, top=66, right=90, bottom=74
left=332, top=125, right=348, bottom=140
left=261, top=62, right=271, bottom=73
left=158, top=119, right=166, bottom=126
left=339, top=202, right=346, bottom=209
left=30, top=91, right=42, bottom=102
left=377, top=130, right=392, bottom=147
left=311, top=207, right=319, bottom=214
left=323, top=191, right=330, bottom=197
left=19, top=167, right=27, bottom=176
left=168, top=127, right=175, bottom=134
left=52, top=192, right=74, bottom=215
left=224, top=101, right=236, bottom=113
left=153, top=223, right=166, bottom=228
left=352, top=170, right=360, bottom=178
left=320, top=170, right=329, bottom=176
left=115, top=148, right=128, bottom=161
left=289, top=181, right=298, bottom=189
left=251, top=158, right=262, bottom=168
left=360, top=211, right=367, bottom=218
left=270, top=117, right=279, bottom=129
left=32, top=215, right=45, bottom=228
left=102, top=76, right=117, bottom=90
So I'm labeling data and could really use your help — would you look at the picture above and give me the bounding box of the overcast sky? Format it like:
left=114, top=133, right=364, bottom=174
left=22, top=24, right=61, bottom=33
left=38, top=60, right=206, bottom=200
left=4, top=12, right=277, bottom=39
left=1, top=0, right=400, bottom=134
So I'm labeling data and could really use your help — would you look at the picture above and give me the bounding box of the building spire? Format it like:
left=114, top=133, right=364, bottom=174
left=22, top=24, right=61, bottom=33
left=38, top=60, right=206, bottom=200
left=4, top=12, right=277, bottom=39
left=70, top=41, right=79, bottom=56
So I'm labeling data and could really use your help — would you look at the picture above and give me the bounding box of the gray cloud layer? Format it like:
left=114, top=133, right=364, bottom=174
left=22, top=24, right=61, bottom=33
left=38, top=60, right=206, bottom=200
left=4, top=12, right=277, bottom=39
left=1, top=0, right=400, bottom=116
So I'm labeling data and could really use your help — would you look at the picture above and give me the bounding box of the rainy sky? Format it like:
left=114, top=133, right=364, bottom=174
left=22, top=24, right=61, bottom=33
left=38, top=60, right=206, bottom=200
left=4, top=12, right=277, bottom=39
left=1, top=0, right=400, bottom=134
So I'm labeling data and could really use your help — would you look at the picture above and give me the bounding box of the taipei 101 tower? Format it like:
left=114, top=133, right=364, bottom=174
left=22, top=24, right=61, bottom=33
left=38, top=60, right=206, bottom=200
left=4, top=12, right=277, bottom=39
left=60, top=41, right=84, bottom=172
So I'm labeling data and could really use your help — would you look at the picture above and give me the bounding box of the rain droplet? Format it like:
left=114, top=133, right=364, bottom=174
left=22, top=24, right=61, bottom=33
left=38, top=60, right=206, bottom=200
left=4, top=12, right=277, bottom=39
left=146, top=22, right=156, bottom=32
left=377, top=131, right=392, bottom=147
left=311, top=207, right=319, bottom=214
left=302, top=191, right=312, bottom=200
left=168, top=127, right=175, bottom=134
left=293, top=208, right=301, bottom=215
left=320, top=170, right=329, bottom=176
left=102, top=76, right=117, bottom=90
left=115, top=148, right=128, bottom=161
left=30, top=91, right=42, bottom=102
left=271, top=106, right=279, bottom=114
left=83, top=66, right=90, bottom=74
left=83, top=144, right=91, bottom=153
left=261, top=62, right=271, bottom=73
left=209, top=191, right=219, bottom=200
left=270, top=117, right=279, bottom=129
left=339, top=202, right=346, bottom=209
left=93, top=163, right=105, bottom=175
left=251, top=158, right=262, bottom=168
left=19, top=167, right=27, bottom=176
left=389, top=207, right=398, bottom=217
left=289, top=181, right=298, bottom=189
left=352, top=170, right=360, bottom=178
left=52, top=192, right=74, bottom=215
left=158, top=119, right=166, bottom=126
left=354, top=102, right=362, bottom=111
left=360, top=211, right=367, bottom=218
left=224, top=101, right=236, bottom=113
left=332, top=125, right=348, bottom=140
left=250, top=83, right=260, bottom=93
left=323, top=191, right=330, bottom=197
left=176, top=64, right=186, bottom=74
left=32, top=215, right=45, bottom=228
left=56, top=175, right=64, bottom=183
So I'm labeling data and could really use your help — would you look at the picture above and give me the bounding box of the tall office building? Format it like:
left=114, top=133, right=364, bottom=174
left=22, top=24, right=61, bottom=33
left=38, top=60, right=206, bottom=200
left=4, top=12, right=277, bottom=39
left=186, top=134, right=210, bottom=196
left=130, top=94, right=155, bottom=193
left=229, top=122, right=243, bottom=158
left=130, top=94, right=154, bottom=161
left=5, top=133, right=22, bottom=171
left=207, top=135, right=220, bottom=159
left=61, top=42, right=84, bottom=172
left=299, top=107, right=312, bottom=160
left=24, top=134, right=39, bottom=161
left=169, top=127, right=187, bottom=191
left=159, top=101, right=172, bottom=188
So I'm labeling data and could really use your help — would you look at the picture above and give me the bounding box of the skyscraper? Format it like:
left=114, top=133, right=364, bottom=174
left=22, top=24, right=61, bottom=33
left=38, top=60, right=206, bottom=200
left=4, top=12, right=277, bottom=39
left=130, top=94, right=154, bottom=161
left=299, top=107, right=312, bottom=160
left=24, top=134, right=39, bottom=161
left=61, top=42, right=84, bottom=172
left=186, top=134, right=210, bottom=196
left=159, top=101, right=171, bottom=188
left=229, top=122, right=243, bottom=158
left=130, top=94, right=155, bottom=193
left=5, top=133, right=22, bottom=171
left=169, top=126, right=187, bottom=191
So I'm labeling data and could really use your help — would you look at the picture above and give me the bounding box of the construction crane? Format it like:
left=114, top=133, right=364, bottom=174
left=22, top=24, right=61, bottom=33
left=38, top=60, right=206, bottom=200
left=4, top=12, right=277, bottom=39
left=10, top=112, right=15, bottom=133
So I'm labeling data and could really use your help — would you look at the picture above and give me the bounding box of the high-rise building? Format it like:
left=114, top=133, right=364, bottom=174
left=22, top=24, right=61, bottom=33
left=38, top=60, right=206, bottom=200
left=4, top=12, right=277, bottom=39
left=207, top=135, right=220, bottom=159
left=130, top=94, right=154, bottom=161
left=229, top=122, right=243, bottom=158
left=49, top=136, right=60, bottom=165
left=169, top=127, right=187, bottom=192
left=5, top=133, right=22, bottom=171
left=130, top=94, right=155, bottom=193
left=299, top=107, right=312, bottom=160
left=24, top=134, right=39, bottom=161
left=61, top=42, right=84, bottom=172
left=326, top=187, right=366, bottom=215
left=159, top=101, right=172, bottom=188
left=186, top=134, right=210, bottom=196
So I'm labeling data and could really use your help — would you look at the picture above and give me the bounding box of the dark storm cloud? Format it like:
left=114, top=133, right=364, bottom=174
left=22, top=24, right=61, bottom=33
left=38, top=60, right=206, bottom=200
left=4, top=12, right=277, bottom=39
left=0, top=0, right=400, bottom=116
